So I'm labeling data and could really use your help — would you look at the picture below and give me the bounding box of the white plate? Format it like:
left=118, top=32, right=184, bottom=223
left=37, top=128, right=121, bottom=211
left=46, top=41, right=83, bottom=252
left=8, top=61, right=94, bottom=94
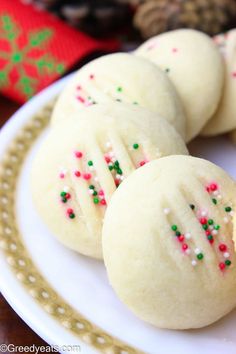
left=1, top=75, right=236, bottom=354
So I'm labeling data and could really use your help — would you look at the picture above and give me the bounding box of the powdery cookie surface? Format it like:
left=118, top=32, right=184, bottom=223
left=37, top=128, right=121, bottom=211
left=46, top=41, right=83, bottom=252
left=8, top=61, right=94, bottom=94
left=31, top=103, right=188, bottom=259
left=202, top=30, right=236, bottom=136
left=51, top=52, right=186, bottom=139
left=135, top=29, right=224, bottom=141
left=103, top=155, right=236, bottom=329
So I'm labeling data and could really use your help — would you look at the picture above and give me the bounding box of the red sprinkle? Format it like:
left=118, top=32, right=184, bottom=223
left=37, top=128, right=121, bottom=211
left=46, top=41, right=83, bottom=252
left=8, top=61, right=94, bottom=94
left=75, top=151, right=83, bottom=158
left=219, top=244, right=227, bottom=252
left=205, top=230, right=211, bottom=236
left=200, top=217, right=207, bottom=225
left=210, top=183, right=218, bottom=191
left=139, top=160, right=146, bottom=167
left=67, top=208, right=73, bottom=214
left=232, top=72, right=236, bottom=78
left=219, top=262, right=226, bottom=270
left=83, top=173, right=92, bottom=180
left=59, top=173, right=65, bottom=179
left=98, top=189, right=104, bottom=196
left=209, top=238, right=214, bottom=244
left=77, top=96, right=85, bottom=103
left=76, top=85, right=82, bottom=90
left=105, top=156, right=111, bottom=163
left=172, top=48, right=178, bottom=53
left=65, top=193, right=71, bottom=199
left=100, top=199, right=106, bottom=205
left=115, top=178, right=120, bottom=186
left=206, top=186, right=210, bottom=192
left=89, top=74, right=94, bottom=79
left=178, top=235, right=185, bottom=242
left=74, top=170, right=81, bottom=177
left=182, top=244, right=188, bottom=251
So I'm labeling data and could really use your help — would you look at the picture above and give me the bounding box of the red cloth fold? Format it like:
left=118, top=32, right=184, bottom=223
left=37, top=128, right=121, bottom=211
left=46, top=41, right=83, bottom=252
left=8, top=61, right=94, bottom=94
left=0, top=0, right=120, bottom=103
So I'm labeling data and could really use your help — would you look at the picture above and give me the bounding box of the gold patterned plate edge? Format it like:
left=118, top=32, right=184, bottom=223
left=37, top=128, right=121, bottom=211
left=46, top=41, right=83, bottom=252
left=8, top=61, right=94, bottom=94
left=0, top=99, right=144, bottom=354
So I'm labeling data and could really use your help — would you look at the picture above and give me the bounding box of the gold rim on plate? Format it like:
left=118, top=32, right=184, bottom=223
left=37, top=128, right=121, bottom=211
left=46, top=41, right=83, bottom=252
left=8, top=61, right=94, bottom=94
left=0, top=100, right=144, bottom=354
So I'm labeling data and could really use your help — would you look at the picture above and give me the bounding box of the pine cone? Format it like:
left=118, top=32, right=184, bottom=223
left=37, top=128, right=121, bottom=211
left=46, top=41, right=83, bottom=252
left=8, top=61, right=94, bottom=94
left=134, top=0, right=236, bottom=39
left=27, top=0, right=131, bottom=37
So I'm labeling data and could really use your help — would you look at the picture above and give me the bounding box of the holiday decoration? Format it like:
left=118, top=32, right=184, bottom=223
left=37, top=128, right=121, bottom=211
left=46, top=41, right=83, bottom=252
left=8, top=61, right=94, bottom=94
left=0, top=1, right=120, bottom=103
left=133, top=0, right=236, bottom=39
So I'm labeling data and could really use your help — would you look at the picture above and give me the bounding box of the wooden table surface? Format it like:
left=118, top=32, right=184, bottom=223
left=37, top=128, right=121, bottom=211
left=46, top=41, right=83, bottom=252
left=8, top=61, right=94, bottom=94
left=0, top=95, right=50, bottom=351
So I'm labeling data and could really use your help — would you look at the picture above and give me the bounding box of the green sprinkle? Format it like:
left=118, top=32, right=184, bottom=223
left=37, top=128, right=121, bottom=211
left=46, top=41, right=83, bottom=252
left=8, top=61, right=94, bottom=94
left=208, top=219, right=213, bottom=225
left=133, top=101, right=138, bottom=105
left=207, top=235, right=213, bottom=241
left=175, top=231, right=181, bottom=237
left=60, top=191, right=66, bottom=197
left=189, top=204, right=195, bottom=210
left=93, top=197, right=99, bottom=204
left=202, top=224, right=208, bottom=230
left=212, top=198, right=217, bottom=205
left=225, top=206, right=232, bottom=212
left=165, top=68, right=170, bottom=73
left=225, top=260, right=231, bottom=266
left=88, top=160, right=93, bottom=166
left=117, top=168, right=123, bottom=175
left=171, top=225, right=177, bottom=231
left=93, top=191, right=98, bottom=196
left=114, top=161, right=120, bottom=167
left=89, top=185, right=95, bottom=189
left=117, top=86, right=122, bottom=92
left=116, top=99, right=121, bottom=102
left=62, top=197, right=67, bottom=203
left=214, top=225, right=220, bottom=230
left=133, top=143, right=139, bottom=150
left=197, top=253, right=204, bottom=260
left=69, top=213, right=75, bottom=219
left=108, top=165, right=113, bottom=171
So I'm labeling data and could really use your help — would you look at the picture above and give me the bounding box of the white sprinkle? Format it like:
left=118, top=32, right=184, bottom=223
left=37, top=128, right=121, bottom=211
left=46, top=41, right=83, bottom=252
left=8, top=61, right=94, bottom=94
left=213, top=190, right=219, bottom=196
left=201, top=210, right=207, bottom=217
left=111, top=157, right=116, bottom=163
left=191, top=260, right=197, bottom=267
left=194, top=248, right=200, bottom=255
left=185, top=232, right=191, bottom=240
left=224, top=252, right=230, bottom=258
left=109, top=151, right=115, bottom=158
left=106, top=141, right=111, bottom=148
left=88, top=190, right=94, bottom=195
left=120, top=176, right=125, bottom=181
left=230, top=211, right=234, bottom=217
left=217, top=194, right=222, bottom=200
left=212, top=230, right=218, bottom=236
left=224, top=217, right=229, bottom=223
left=186, top=249, right=191, bottom=255
left=116, top=174, right=121, bottom=180
left=209, top=225, right=214, bottom=230
left=94, top=177, right=99, bottom=182
left=63, top=186, right=70, bottom=193
left=163, top=208, right=170, bottom=215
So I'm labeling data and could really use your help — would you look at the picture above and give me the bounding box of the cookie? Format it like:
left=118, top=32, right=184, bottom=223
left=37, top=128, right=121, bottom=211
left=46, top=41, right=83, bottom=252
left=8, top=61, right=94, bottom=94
left=51, top=52, right=186, bottom=139
left=31, top=103, right=188, bottom=259
left=202, top=30, right=236, bottom=136
left=135, top=29, right=224, bottom=141
left=103, top=155, right=236, bottom=329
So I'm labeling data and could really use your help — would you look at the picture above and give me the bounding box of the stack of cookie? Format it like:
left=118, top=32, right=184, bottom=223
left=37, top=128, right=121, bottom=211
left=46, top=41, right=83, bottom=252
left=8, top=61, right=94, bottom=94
left=31, top=29, right=236, bottom=330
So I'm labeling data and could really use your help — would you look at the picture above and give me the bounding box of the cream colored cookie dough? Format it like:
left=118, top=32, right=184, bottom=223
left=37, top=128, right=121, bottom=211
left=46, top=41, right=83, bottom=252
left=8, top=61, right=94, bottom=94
left=202, top=30, right=236, bottom=136
left=51, top=52, right=186, bottom=139
left=31, top=103, right=188, bottom=259
left=135, top=29, right=224, bottom=141
left=103, top=155, right=236, bottom=329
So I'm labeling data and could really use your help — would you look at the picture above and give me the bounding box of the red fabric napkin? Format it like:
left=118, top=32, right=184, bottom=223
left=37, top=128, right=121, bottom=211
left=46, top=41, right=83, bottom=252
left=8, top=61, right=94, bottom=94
left=0, top=0, right=120, bottom=103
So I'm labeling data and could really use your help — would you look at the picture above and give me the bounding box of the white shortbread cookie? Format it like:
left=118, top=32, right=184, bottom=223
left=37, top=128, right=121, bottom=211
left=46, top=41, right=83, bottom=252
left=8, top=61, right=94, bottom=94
left=31, top=103, right=188, bottom=259
left=202, top=30, right=236, bottom=136
left=103, top=155, right=236, bottom=329
left=135, top=29, right=224, bottom=141
left=51, top=52, right=186, bottom=139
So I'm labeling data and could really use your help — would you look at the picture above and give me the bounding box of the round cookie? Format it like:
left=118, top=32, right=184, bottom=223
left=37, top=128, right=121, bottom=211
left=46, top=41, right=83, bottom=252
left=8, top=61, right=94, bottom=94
left=51, top=52, right=186, bottom=139
left=31, top=103, right=188, bottom=259
left=103, top=155, right=236, bottom=329
left=202, top=30, right=236, bottom=136
left=135, top=29, right=224, bottom=142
